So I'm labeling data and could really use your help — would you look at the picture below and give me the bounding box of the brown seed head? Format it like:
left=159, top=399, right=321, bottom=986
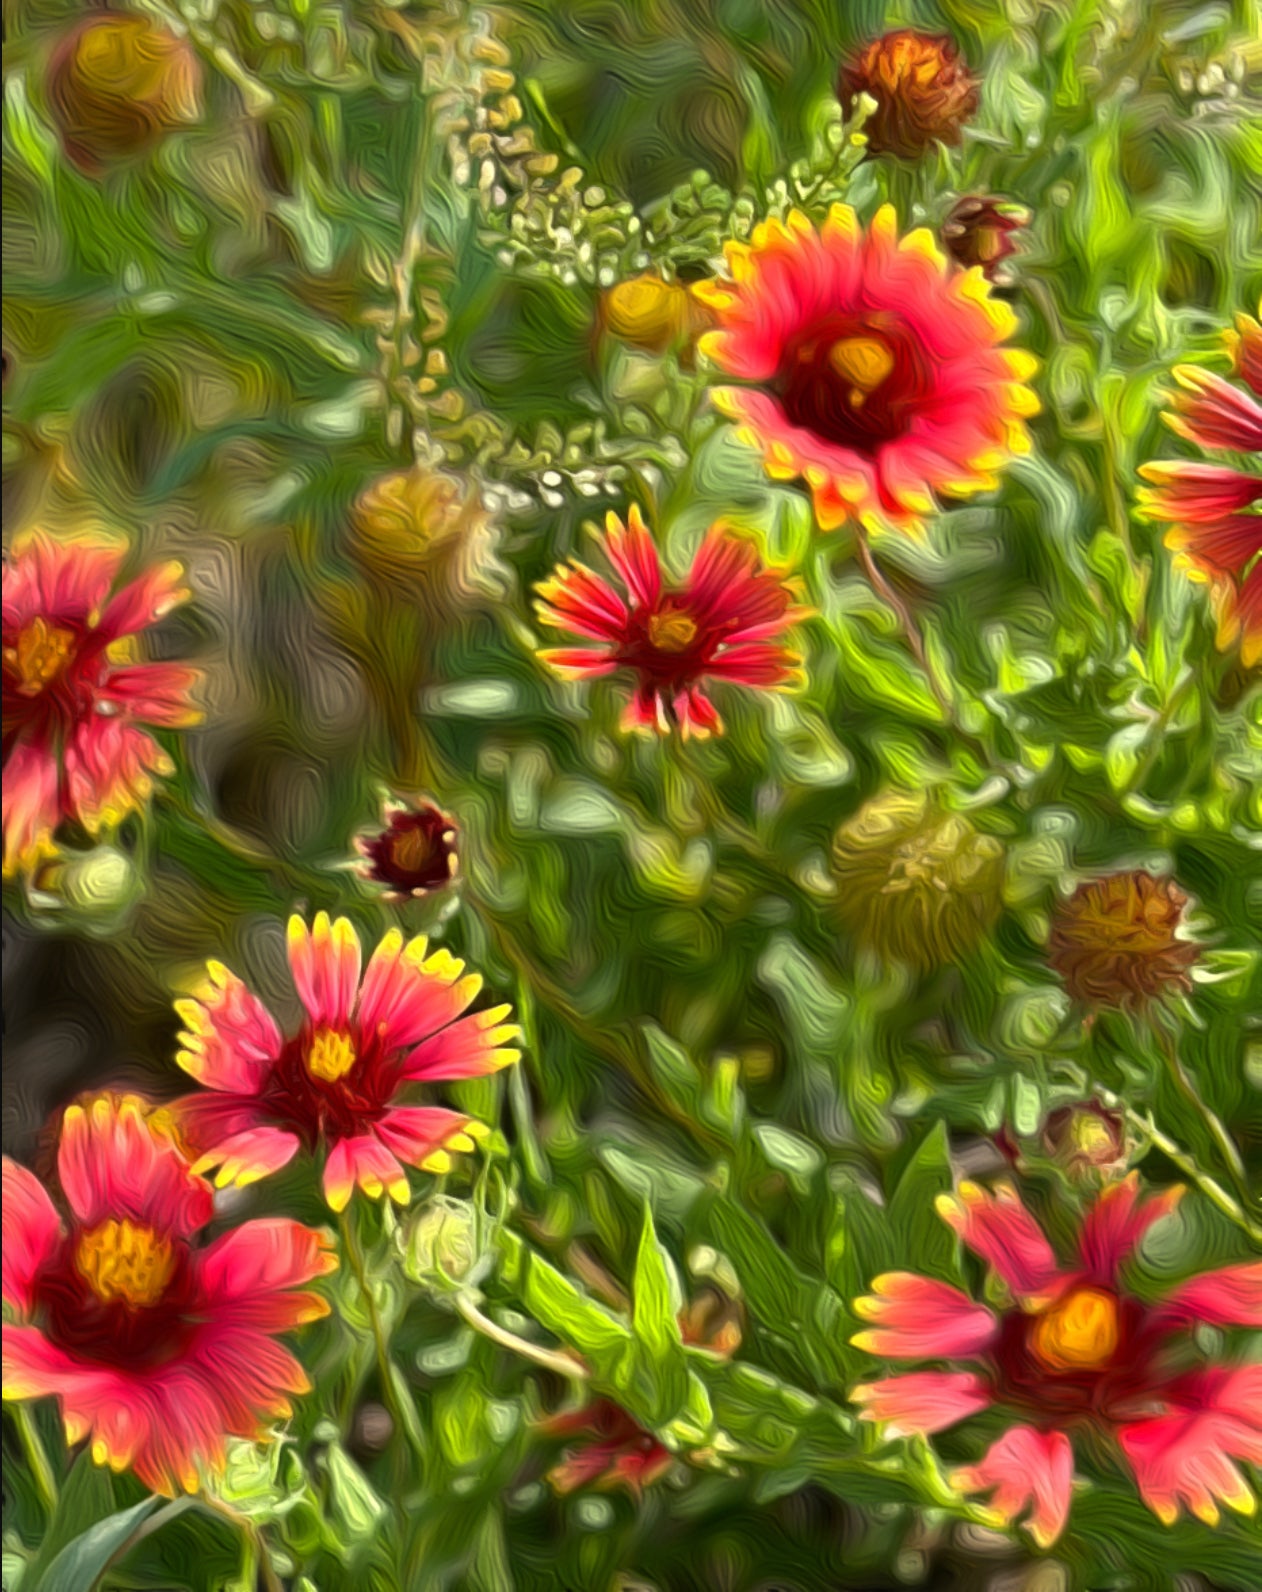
left=1047, top=871, right=1198, bottom=1008
left=48, top=15, right=202, bottom=173
left=357, top=802, right=458, bottom=900
left=942, top=195, right=1028, bottom=279
left=840, top=30, right=980, bottom=160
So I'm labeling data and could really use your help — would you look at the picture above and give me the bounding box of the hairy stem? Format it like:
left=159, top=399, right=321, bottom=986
left=454, top=1292, right=590, bottom=1382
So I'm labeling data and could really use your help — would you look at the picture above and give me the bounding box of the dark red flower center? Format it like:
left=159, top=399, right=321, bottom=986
left=34, top=1224, right=199, bottom=1370
left=614, top=599, right=717, bottom=686
left=258, top=1024, right=397, bottom=1147
left=777, top=314, right=927, bottom=455
left=363, top=808, right=457, bottom=894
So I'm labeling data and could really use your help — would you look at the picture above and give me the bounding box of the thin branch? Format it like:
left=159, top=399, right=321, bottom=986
left=454, top=1292, right=590, bottom=1382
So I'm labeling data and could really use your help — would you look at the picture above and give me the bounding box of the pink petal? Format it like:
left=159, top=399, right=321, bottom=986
left=97, top=560, right=189, bottom=639
left=62, top=716, right=169, bottom=829
left=1119, top=1366, right=1262, bottom=1526
left=194, top=1217, right=335, bottom=1329
left=287, top=913, right=361, bottom=1029
left=935, top=1182, right=1062, bottom=1301
left=174, top=962, right=283, bottom=1093
left=603, top=505, right=661, bottom=609
left=951, top=1425, right=1075, bottom=1549
left=851, top=1272, right=998, bottom=1360
left=1077, top=1176, right=1184, bottom=1285
left=706, top=640, right=800, bottom=687
left=188, top=1124, right=301, bottom=1189
left=674, top=686, right=723, bottom=740
left=356, top=932, right=484, bottom=1056
left=535, top=562, right=629, bottom=641
left=374, top=1105, right=475, bottom=1168
left=2, top=737, right=61, bottom=874
left=4, top=533, right=122, bottom=626
left=536, top=646, right=619, bottom=680
left=852, top=1371, right=992, bottom=1437
left=58, top=1094, right=213, bottom=1238
left=1157, top=1262, right=1262, bottom=1329
left=98, top=662, right=201, bottom=725
left=322, top=1134, right=410, bottom=1213
left=399, top=1003, right=522, bottom=1083
left=2, top=1159, right=64, bottom=1314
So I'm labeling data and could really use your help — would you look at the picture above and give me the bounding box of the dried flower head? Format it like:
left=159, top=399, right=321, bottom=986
left=346, top=467, right=500, bottom=607
left=942, top=196, right=1028, bottom=280
left=356, top=801, right=459, bottom=900
left=599, top=273, right=709, bottom=355
left=831, top=790, right=1005, bottom=971
left=1048, top=871, right=1199, bottom=1009
left=840, top=31, right=980, bottom=160
left=1042, top=1101, right=1132, bottom=1183
left=47, top=15, right=202, bottom=173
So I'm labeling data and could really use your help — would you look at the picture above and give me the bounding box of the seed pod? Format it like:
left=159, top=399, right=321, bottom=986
left=1047, top=871, right=1199, bottom=1008
left=839, top=31, right=980, bottom=160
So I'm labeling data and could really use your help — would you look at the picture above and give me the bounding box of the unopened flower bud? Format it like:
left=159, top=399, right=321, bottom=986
left=839, top=31, right=980, bottom=160
left=356, top=802, right=458, bottom=900
left=942, top=196, right=1028, bottom=280
left=48, top=15, right=202, bottom=173
left=1047, top=871, right=1198, bottom=1008
left=404, top=1197, right=484, bottom=1289
left=1042, top=1101, right=1131, bottom=1183
left=830, top=790, right=1005, bottom=971
left=346, top=467, right=501, bottom=610
left=29, top=843, right=142, bottom=928
left=599, top=273, right=710, bottom=355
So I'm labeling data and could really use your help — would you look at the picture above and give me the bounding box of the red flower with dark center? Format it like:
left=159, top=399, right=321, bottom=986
left=941, top=196, right=1027, bottom=280
left=2, top=1094, right=334, bottom=1496
left=851, top=1177, right=1262, bottom=1545
left=1139, top=305, right=1262, bottom=667
left=171, top=913, right=521, bottom=1211
left=542, top=1399, right=675, bottom=1496
left=535, top=505, right=803, bottom=737
left=357, top=801, right=459, bottom=899
left=694, top=206, right=1038, bottom=533
left=3, top=533, right=200, bottom=874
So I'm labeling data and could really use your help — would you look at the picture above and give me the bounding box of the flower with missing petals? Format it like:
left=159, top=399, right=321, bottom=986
left=1041, top=1101, right=1131, bottom=1184
left=941, top=196, right=1028, bottom=281
left=2, top=1095, right=333, bottom=1496
left=851, top=1177, right=1262, bottom=1544
left=1138, top=305, right=1262, bottom=668
left=3, top=532, right=199, bottom=875
left=830, top=789, right=1005, bottom=971
left=356, top=801, right=459, bottom=900
left=839, top=31, right=980, bottom=160
left=694, top=206, right=1037, bottom=533
left=171, top=913, right=520, bottom=1212
left=1047, top=871, right=1198, bottom=1009
left=48, top=15, right=202, bottom=173
left=535, top=505, right=803, bottom=737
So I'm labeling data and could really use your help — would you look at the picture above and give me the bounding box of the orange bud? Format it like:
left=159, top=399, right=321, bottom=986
left=840, top=30, right=980, bottom=160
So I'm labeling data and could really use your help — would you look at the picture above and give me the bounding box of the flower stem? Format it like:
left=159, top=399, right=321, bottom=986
left=1156, top=1026, right=1253, bottom=1217
left=454, top=1292, right=590, bottom=1382
left=13, top=1403, right=57, bottom=1516
left=337, top=1209, right=425, bottom=1464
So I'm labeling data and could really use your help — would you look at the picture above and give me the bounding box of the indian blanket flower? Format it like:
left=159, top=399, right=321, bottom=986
left=694, top=205, right=1038, bottom=533
left=534, top=505, right=803, bottom=737
left=839, top=31, right=980, bottom=160
left=3, top=532, right=200, bottom=876
left=1138, top=305, right=1262, bottom=667
left=941, top=196, right=1028, bottom=281
left=830, top=789, right=1006, bottom=971
left=171, top=913, right=520, bottom=1212
left=1047, top=871, right=1198, bottom=1009
left=356, top=799, right=459, bottom=900
left=48, top=14, right=203, bottom=174
left=851, top=1177, right=1262, bottom=1543
left=2, top=1094, right=334, bottom=1496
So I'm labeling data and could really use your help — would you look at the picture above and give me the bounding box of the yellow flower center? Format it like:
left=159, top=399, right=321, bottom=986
left=307, top=1026, right=358, bottom=1083
left=1071, top=1114, right=1117, bottom=1158
left=1030, top=1287, right=1119, bottom=1372
left=647, top=612, right=698, bottom=653
left=6, top=618, right=77, bottom=696
left=829, top=337, right=896, bottom=409
left=75, top=1219, right=175, bottom=1308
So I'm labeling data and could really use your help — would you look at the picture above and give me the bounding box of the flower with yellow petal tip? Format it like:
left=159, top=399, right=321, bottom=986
left=851, top=1176, right=1261, bottom=1545
left=3, top=1094, right=333, bottom=1497
left=695, top=204, right=1038, bottom=534
left=169, top=913, right=520, bottom=1212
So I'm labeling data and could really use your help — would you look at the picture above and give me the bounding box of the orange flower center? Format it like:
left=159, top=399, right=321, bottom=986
left=6, top=618, right=77, bottom=696
left=829, top=336, right=896, bottom=409
left=1030, top=1287, right=1119, bottom=1372
left=390, top=824, right=439, bottom=874
left=307, top=1026, right=358, bottom=1083
left=647, top=612, right=698, bottom=653
left=75, top=1218, right=175, bottom=1307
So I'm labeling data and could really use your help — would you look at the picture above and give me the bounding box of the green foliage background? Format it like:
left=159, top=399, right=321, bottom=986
left=3, top=1, right=1261, bottom=1589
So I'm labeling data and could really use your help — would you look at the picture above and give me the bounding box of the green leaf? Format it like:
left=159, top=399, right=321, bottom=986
left=631, top=1205, right=682, bottom=1362
left=885, top=1121, right=961, bottom=1283
left=24, top=1451, right=115, bottom=1590
left=497, top=1232, right=632, bottom=1379
left=34, top=1496, right=164, bottom=1592
left=323, top=1443, right=387, bottom=1546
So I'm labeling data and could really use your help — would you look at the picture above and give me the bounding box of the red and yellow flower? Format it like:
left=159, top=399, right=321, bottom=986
left=2, top=532, right=200, bottom=875
left=2, top=1094, right=334, bottom=1496
left=535, top=505, right=803, bottom=737
left=1138, top=305, right=1262, bottom=667
left=171, top=914, right=520, bottom=1212
left=851, top=1177, right=1261, bottom=1545
left=356, top=799, right=459, bottom=900
left=694, top=205, right=1038, bottom=534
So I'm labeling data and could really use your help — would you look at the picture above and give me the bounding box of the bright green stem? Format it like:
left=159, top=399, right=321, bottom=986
left=454, top=1292, right=590, bottom=1382
left=337, top=1210, right=425, bottom=1464
left=13, top=1403, right=58, bottom=1515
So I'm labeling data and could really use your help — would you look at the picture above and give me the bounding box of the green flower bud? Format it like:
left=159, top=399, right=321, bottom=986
left=403, top=1197, right=485, bottom=1290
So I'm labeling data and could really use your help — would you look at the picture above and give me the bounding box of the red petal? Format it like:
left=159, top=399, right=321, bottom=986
left=58, top=1094, right=213, bottom=1238
left=1077, top=1176, right=1183, bottom=1285
left=851, top=1272, right=998, bottom=1360
left=951, top=1425, right=1075, bottom=1548
left=852, top=1370, right=992, bottom=1437
left=1157, top=1262, right=1262, bottom=1329
left=287, top=913, right=361, bottom=1029
left=174, top=961, right=283, bottom=1093
left=935, top=1181, right=1062, bottom=1301
left=2, top=1159, right=64, bottom=1315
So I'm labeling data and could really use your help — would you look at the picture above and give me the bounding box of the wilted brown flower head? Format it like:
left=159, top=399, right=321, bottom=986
left=831, top=790, right=1005, bottom=972
left=1042, top=1101, right=1131, bottom=1183
left=357, top=802, right=458, bottom=899
left=942, top=196, right=1028, bottom=279
left=599, top=273, right=711, bottom=355
left=839, top=31, right=980, bottom=160
left=346, top=467, right=499, bottom=606
left=48, top=15, right=202, bottom=173
left=1048, top=871, right=1199, bottom=1008
left=680, top=1286, right=744, bottom=1358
